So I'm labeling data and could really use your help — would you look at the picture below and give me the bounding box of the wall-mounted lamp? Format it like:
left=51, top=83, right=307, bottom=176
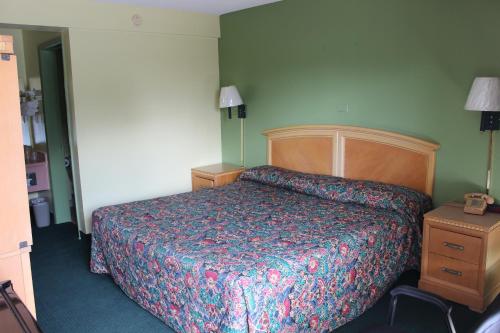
left=220, top=85, right=246, bottom=166
left=465, top=77, right=500, bottom=194
left=219, top=85, right=246, bottom=119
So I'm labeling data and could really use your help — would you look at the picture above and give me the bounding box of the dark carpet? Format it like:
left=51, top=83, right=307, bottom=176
left=31, top=222, right=487, bottom=333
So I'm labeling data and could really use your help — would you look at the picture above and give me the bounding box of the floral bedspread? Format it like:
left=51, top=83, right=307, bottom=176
left=91, top=166, right=431, bottom=332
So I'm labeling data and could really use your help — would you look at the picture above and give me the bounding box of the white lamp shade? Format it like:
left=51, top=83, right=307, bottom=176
left=219, top=86, right=243, bottom=108
left=465, top=77, right=500, bottom=112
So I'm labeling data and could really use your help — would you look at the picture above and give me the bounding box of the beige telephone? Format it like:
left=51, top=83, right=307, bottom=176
left=464, top=193, right=494, bottom=215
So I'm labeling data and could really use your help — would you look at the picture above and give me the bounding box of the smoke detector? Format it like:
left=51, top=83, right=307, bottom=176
left=131, top=14, right=142, bottom=27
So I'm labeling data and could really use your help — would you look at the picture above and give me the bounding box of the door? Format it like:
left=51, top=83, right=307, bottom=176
left=0, top=48, right=32, bottom=255
left=39, top=39, right=72, bottom=224
left=0, top=34, right=36, bottom=316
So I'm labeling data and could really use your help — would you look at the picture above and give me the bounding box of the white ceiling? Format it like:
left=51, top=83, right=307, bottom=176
left=98, top=0, right=280, bottom=15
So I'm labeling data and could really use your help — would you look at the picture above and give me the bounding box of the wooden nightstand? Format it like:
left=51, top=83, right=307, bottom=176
left=419, top=203, right=500, bottom=312
left=191, top=163, right=245, bottom=192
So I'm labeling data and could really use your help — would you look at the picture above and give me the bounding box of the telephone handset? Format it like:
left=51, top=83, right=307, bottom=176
left=464, top=193, right=494, bottom=215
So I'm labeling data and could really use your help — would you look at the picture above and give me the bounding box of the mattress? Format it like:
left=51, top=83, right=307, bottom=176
left=91, top=166, right=431, bottom=332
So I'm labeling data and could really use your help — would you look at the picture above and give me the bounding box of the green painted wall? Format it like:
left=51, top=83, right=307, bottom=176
left=219, top=0, right=500, bottom=205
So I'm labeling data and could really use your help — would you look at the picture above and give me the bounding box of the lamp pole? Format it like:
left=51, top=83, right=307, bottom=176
left=240, top=118, right=245, bottom=167
left=486, top=130, right=494, bottom=194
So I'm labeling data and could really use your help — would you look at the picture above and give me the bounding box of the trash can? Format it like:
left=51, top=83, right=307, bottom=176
left=30, top=198, right=50, bottom=228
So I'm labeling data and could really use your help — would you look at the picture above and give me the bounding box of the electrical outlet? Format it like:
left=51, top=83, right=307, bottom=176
left=337, top=104, right=349, bottom=113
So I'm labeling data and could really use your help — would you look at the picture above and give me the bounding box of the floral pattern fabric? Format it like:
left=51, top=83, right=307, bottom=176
left=91, top=166, right=431, bottom=332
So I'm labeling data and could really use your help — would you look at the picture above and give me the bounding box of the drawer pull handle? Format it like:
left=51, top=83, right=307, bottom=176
left=441, top=267, right=462, bottom=277
left=443, top=242, right=464, bottom=251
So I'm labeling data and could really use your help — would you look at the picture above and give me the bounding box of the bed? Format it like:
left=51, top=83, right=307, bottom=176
left=91, top=125, right=440, bottom=332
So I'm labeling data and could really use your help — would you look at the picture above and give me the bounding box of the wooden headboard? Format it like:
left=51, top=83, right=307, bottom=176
left=263, top=125, right=440, bottom=196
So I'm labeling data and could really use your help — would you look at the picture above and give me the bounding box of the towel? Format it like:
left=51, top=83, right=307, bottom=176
left=33, top=114, right=47, bottom=144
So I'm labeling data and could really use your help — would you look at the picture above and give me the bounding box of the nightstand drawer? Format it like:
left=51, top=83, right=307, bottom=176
left=191, top=164, right=244, bottom=192
left=429, top=227, right=482, bottom=264
left=192, top=176, right=214, bottom=191
left=427, top=253, right=479, bottom=290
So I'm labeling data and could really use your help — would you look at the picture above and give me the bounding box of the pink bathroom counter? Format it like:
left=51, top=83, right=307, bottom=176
left=26, top=161, right=50, bottom=193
